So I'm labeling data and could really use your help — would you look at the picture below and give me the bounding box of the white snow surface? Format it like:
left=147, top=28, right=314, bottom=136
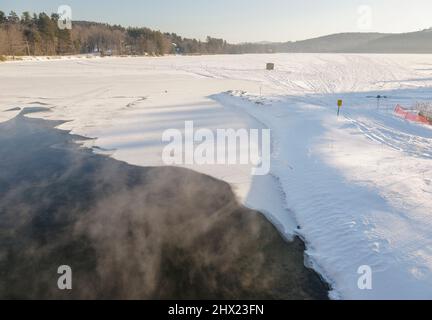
left=1, top=54, right=432, bottom=299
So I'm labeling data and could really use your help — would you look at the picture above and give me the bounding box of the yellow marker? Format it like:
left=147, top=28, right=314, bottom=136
left=337, top=100, right=343, bottom=116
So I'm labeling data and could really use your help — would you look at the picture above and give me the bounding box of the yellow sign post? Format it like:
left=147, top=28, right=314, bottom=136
left=337, top=99, right=343, bottom=117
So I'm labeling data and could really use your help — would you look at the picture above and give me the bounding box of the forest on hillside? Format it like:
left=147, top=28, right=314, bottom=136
left=3, top=10, right=428, bottom=57
left=0, top=10, right=276, bottom=56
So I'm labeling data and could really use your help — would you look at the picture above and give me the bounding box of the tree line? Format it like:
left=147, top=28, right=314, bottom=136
left=0, top=10, right=274, bottom=56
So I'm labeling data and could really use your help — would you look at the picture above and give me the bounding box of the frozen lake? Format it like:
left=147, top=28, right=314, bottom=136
left=1, top=53, right=432, bottom=299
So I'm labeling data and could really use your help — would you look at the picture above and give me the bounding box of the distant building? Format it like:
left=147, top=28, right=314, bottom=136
left=266, top=63, right=275, bottom=70
left=102, top=49, right=113, bottom=56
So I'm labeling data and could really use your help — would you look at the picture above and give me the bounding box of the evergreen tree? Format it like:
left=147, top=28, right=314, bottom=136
left=21, top=12, right=32, bottom=25
left=37, top=13, right=56, bottom=54
left=0, top=11, right=6, bottom=24
left=8, top=11, right=20, bottom=23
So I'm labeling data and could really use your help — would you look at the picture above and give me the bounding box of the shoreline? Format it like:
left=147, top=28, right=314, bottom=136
left=0, top=108, right=330, bottom=299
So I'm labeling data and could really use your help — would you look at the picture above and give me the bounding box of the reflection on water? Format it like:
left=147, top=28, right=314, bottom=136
left=0, top=108, right=329, bottom=300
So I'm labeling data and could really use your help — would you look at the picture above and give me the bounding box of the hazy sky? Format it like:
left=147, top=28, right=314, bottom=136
left=2, top=0, right=432, bottom=43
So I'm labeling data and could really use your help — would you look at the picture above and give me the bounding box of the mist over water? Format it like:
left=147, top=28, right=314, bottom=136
left=0, top=107, right=329, bottom=300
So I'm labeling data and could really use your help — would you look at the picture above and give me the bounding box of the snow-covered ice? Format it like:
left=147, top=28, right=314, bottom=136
left=1, top=53, right=432, bottom=299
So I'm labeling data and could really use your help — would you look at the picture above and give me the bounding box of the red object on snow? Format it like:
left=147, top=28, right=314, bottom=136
left=395, top=105, right=408, bottom=117
left=394, top=105, right=430, bottom=125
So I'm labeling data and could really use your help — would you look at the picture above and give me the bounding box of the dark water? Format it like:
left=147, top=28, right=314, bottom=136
left=0, top=108, right=329, bottom=300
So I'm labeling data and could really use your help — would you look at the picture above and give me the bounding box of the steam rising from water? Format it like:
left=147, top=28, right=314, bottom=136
left=0, top=108, right=329, bottom=299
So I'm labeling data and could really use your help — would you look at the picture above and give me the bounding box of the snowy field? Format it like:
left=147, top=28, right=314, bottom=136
left=1, top=53, right=432, bottom=299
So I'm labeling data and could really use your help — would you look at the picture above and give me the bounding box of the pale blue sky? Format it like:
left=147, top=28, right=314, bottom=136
left=2, top=0, right=432, bottom=43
